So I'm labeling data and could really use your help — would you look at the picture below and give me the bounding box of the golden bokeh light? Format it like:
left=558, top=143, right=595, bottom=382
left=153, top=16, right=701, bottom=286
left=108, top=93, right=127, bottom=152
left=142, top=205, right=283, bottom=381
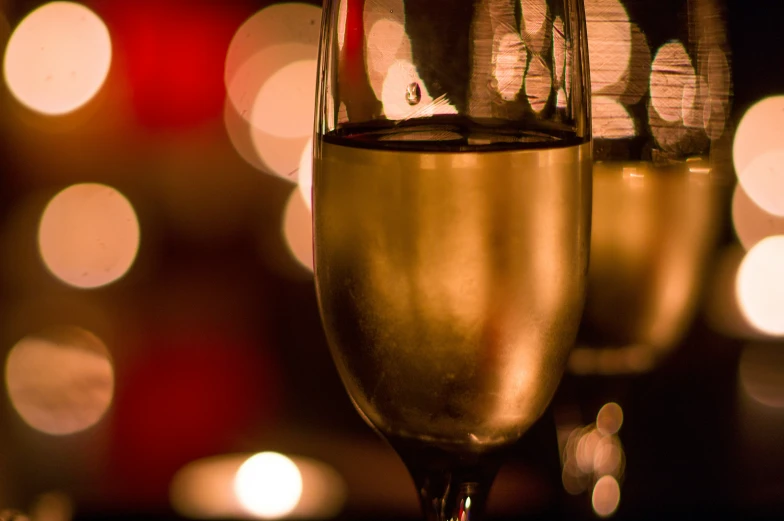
left=737, top=150, right=784, bottom=218
left=739, top=344, right=784, bottom=409
left=736, top=235, right=784, bottom=336
left=38, top=183, right=140, bottom=289
left=172, top=452, right=346, bottom=520
left=235, top=452, right=303, bottom=519
left=492, top=32, right=525, bottom=101
left=5, top=326, right=114, bottom=435
left=650, top=42, right=696, bottom=124
left=733, top=96, right=784, bottom=184
left=732, top=184, right=784, bottom=251
left=585, top=0, right=631, bottom=95
left=596, top=402, right=623, bottom=436
left=3, top=1, right=111, bottom=115
left=224, top=3, right=321, bottom=122
left=282, top=188, right=313, bottom=273
left=592, top=475, right=621, bottom=518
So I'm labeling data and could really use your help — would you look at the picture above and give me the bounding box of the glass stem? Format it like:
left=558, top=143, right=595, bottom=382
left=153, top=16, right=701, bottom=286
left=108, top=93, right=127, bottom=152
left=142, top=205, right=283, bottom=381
left=396, top=443, right=505, bottom=521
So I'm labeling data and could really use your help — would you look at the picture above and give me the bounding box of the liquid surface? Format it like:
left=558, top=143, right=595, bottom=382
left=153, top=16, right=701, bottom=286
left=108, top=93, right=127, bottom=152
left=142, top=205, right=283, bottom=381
left=314, top=127, right=591, bottom=448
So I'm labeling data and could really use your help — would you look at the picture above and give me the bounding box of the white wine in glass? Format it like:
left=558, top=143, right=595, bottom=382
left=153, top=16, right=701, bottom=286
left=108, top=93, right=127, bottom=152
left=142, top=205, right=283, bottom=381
left=313, top=1, right=592, bottom=519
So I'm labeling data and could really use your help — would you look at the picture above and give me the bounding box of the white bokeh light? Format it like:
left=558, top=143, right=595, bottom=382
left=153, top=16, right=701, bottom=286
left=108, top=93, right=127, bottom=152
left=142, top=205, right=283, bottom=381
left=234, top=452, right=303, bottom=519
left=736, top=235, right=784, bottom=336
left=3, top=1, right=112, bottom=115
left=737, top=150, right=784, bottom=218
left=732, top=184, right=784, bottom=251
left=733, top=96, right=784, bottom=180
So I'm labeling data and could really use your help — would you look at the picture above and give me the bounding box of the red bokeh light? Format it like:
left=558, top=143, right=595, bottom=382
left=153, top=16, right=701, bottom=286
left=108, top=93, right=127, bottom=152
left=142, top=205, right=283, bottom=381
left=92, top=0, right=253, bottom=129
left=106, top=325, right=279, bottom=505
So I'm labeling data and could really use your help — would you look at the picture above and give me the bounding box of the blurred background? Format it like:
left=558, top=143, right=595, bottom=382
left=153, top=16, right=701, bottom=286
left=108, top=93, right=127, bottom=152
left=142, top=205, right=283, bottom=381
left=0, top=0, right=782, bottom=520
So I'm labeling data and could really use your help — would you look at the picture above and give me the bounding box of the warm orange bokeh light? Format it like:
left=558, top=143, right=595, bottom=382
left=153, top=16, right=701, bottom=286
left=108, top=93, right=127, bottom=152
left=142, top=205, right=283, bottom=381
left=5, top=326, right=114, bottom=435
left=596, top=402, right=624, bottom=436
left=592, top=475, right=621, bottom=517
left=38, top=183, right=140, bottom=289
left=3, top=1, right=111, bottom=115
left=736, top=235, right=784, bottom=336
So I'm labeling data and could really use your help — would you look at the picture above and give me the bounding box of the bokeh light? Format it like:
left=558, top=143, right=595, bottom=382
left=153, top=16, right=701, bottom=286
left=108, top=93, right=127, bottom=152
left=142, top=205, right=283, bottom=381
left=520, top=0, right=549, bottom=53
left=30, top=491, right=73, bottom=521
left=739, top=343, right=784, bottom=409
left=737, top=150, right=784, bottom=217
left=736, top=235, right=784, bottom=336
left=733, top=96, right=784, bottom=194
left=171, top=452, right=346, bottom=520
left=3, top=1, right=111, bottom=115
left=235, top=452, right=303, bottom=519
left=282, top=189, right=313, bottom=273
left=596, top=402, right=623, bottom=436
left=592, top=97, right=635, bottom=139
left=525, top=57, right=552, bottom=113
left=38, top=183, right=140, bottom=289
left=592, top=475, right=621, bottom=517
left=298, top=139, right=313, bottom=211
left=5, top=326, right=114, bottom=435
left=224, top=4, right=320, bottom=181
left=732, top=184, right=784, bottom=251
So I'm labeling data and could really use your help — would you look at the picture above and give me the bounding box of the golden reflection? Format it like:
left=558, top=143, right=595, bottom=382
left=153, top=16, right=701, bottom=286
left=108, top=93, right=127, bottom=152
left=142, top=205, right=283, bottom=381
left=592, top=475, right=620, bottom=517
left=732, top=184, right=784, bottom=251
left=3, top=2, right=111, bottom=115
left=38, top=183, right=140, bottom=289
left=569, top=160, right=720, bottom=374
left=585, top=0, right=631, bottom=95
left=282, top=189, right=314, bottom=273
left=739, top=344, right=784, bottom=409
left=492, top=32, right=525, bottom=101
left=733, top=96, right=784, bottom=186
left=650, top=42, right=696, bottom=123
left=171, top=452, right=346, bottom=520
left=736, top=235, right=784, bottom=337
left=524, top=56, right=551, bottom=113
left=5, top=326, right=114, bottom=435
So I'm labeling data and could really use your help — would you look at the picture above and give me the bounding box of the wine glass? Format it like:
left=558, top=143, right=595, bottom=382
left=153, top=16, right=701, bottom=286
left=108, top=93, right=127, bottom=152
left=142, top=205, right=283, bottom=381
left=312, top=1, right=591, bottom=520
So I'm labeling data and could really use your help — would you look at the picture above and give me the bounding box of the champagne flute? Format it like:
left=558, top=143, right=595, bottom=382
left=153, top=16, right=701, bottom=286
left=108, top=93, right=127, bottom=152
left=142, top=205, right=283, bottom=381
left=312, top=1, right=591, bottom=519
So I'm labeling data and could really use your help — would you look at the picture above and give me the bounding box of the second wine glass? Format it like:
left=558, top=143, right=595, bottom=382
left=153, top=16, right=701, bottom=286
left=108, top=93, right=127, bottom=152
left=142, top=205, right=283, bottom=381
left=312, top=1, right=592, bottom=520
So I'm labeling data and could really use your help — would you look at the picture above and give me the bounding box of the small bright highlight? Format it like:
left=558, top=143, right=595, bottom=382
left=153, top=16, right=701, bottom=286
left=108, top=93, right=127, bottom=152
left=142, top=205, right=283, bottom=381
left=736, top=235, right=784, bottom=336
left=3, top=1, right=111, bottom=115
left=5, top=327, right=114, bottom=435
left=234, top=452, right=303, bottom=519
left=38, top=183, right=140, bottom=289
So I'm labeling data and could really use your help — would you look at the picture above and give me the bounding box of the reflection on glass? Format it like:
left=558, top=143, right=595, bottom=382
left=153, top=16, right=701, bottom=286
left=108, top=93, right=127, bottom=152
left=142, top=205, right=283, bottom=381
left=570, top=160, right=720, bottom=375
left=5, top=326, right=114, bottom=435
left=3, top=1, right=111, bottom=115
